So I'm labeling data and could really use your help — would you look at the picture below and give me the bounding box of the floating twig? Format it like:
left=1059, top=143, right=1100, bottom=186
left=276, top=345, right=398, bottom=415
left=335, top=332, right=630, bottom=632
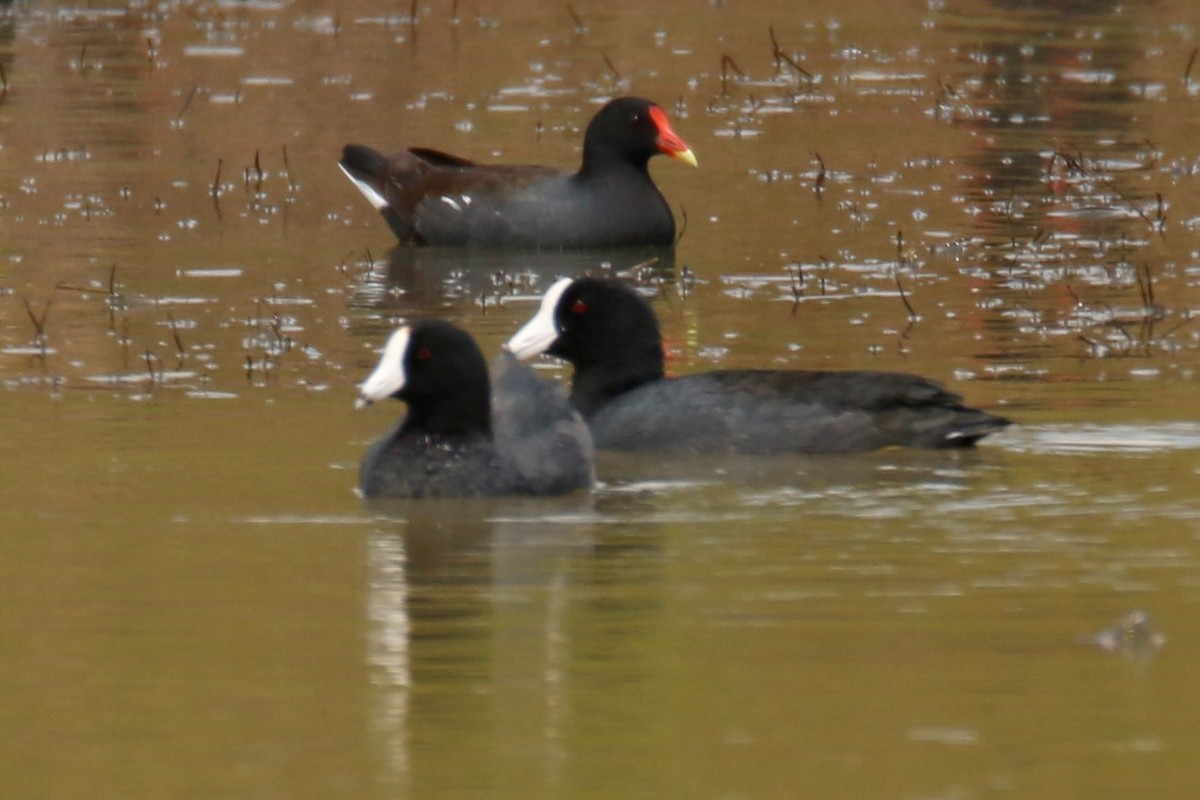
left=768, top=26, right=813, bottom=81
left=246, top=150, right=266, bottom=193
left=677, top=264, right=695, bottom=299
left=1117, top=189, right=1167, bottom=239
left=407, top=0, right=419, bottom=47
left=812, top=152, right=826, bottom=199
left=1077, top=334, right=1104, bottom=356
left=1158, top=313, right=1196, bottom=342
left=176, top=85, right=198, bottom=125
left=720, top=54, right=746, bottom=97
left=674, top=205, right=688, bottom=246
left=601, top=51, right=622, bottom=82
left=23, top=297, right=52, bottom=342
left=282, top=144, right=296, bottom=193
left=144, top=350, right=157, bottom=387
left=55, top=262, right=117, bottom=301
left=1136, top=262, right=1155, bottom=310
left=167, top=313, right=186, bottom=363
left=1186, top=47, right=1198, bottom=85
left=1046, top=147, right=1086, bottom=178
left=788, top=262, right=804, bottom=315
left=211, top=158, right=224, bottom=220
left=895, top=230, right=917, bottom=319
left=565, top=4, right=587, bottom=35
left=211, top=158, right=223, bottom=199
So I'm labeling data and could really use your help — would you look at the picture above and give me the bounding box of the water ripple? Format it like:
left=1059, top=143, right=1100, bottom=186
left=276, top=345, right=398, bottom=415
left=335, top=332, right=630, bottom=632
left=1001, top=423, right=1200, bottom=455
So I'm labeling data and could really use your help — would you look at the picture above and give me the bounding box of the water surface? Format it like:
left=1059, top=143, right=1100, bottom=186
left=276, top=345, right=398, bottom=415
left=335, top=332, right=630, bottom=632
left=2, top=0, right=1200, bottom=797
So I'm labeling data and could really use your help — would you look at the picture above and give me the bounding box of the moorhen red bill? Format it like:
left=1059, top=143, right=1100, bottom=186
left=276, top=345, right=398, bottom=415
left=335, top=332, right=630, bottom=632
left=339, top=96, right=697, bottom=250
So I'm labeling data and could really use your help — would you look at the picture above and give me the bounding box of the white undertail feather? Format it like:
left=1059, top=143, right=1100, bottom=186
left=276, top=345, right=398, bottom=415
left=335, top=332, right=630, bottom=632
left=338, top=163, right=391, bottom=211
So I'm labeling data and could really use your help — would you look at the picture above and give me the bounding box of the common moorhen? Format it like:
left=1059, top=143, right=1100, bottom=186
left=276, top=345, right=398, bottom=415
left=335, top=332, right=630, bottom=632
left=356, top=320, right=594, bottom=498
left=339, top=96, right=697, bottom=249
left=505, top=278, right=1013, bottom=454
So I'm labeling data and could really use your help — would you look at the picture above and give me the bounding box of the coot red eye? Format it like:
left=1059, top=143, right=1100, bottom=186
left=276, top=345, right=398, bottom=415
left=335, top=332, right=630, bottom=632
left=571, top=299, right=587, bottom=315
left=416, top=347, right=433, bottom=360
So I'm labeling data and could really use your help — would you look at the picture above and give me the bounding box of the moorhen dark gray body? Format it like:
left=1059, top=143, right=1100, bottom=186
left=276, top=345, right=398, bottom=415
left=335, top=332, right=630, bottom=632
left=505, top=278, right=1012, bottom=455
left=356, top=320, right=594, bottom=498
left=339, top=96, right=696, bottom=249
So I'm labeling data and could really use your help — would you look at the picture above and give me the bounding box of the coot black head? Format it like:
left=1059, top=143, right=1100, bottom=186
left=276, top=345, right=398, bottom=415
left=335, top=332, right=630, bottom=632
left=507, top=277, right=665, bottom=416
left=358, top=320, right=492, bottom=438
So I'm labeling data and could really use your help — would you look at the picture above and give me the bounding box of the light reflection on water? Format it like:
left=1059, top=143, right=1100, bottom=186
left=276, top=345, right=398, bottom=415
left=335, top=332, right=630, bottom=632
left=1003, top=422, right=1200, bottom=455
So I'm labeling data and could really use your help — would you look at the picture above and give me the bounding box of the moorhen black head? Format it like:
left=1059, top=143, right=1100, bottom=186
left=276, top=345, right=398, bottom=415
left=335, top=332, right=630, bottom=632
left=339, top=96, right=696, bottom=250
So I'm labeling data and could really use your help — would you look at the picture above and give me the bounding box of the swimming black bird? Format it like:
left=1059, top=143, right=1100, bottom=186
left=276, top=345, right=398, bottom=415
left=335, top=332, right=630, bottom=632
left=505, top=277, right=1011, bottom=454
left=338, top=96, right=696, bottom=249
left=357, top=320, right=594, bottom=498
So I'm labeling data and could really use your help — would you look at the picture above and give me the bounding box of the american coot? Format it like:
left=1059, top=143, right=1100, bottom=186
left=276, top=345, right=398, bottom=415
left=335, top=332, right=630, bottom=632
left=505, top=278, right=1012, bottom=454
left=338, top=96, right=697, bottom=249
left=357, top=320, right=594, bottom=498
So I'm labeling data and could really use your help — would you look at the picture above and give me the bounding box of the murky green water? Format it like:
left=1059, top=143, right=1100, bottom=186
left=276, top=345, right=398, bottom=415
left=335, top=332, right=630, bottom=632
left=3, top=0, right=1200, bottom=797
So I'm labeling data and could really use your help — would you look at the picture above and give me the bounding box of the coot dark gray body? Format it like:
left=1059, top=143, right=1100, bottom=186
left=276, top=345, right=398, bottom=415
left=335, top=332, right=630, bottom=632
left=358, top=321, right=593, bottom=498
left=505, top=278, right=1011, bottom=455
